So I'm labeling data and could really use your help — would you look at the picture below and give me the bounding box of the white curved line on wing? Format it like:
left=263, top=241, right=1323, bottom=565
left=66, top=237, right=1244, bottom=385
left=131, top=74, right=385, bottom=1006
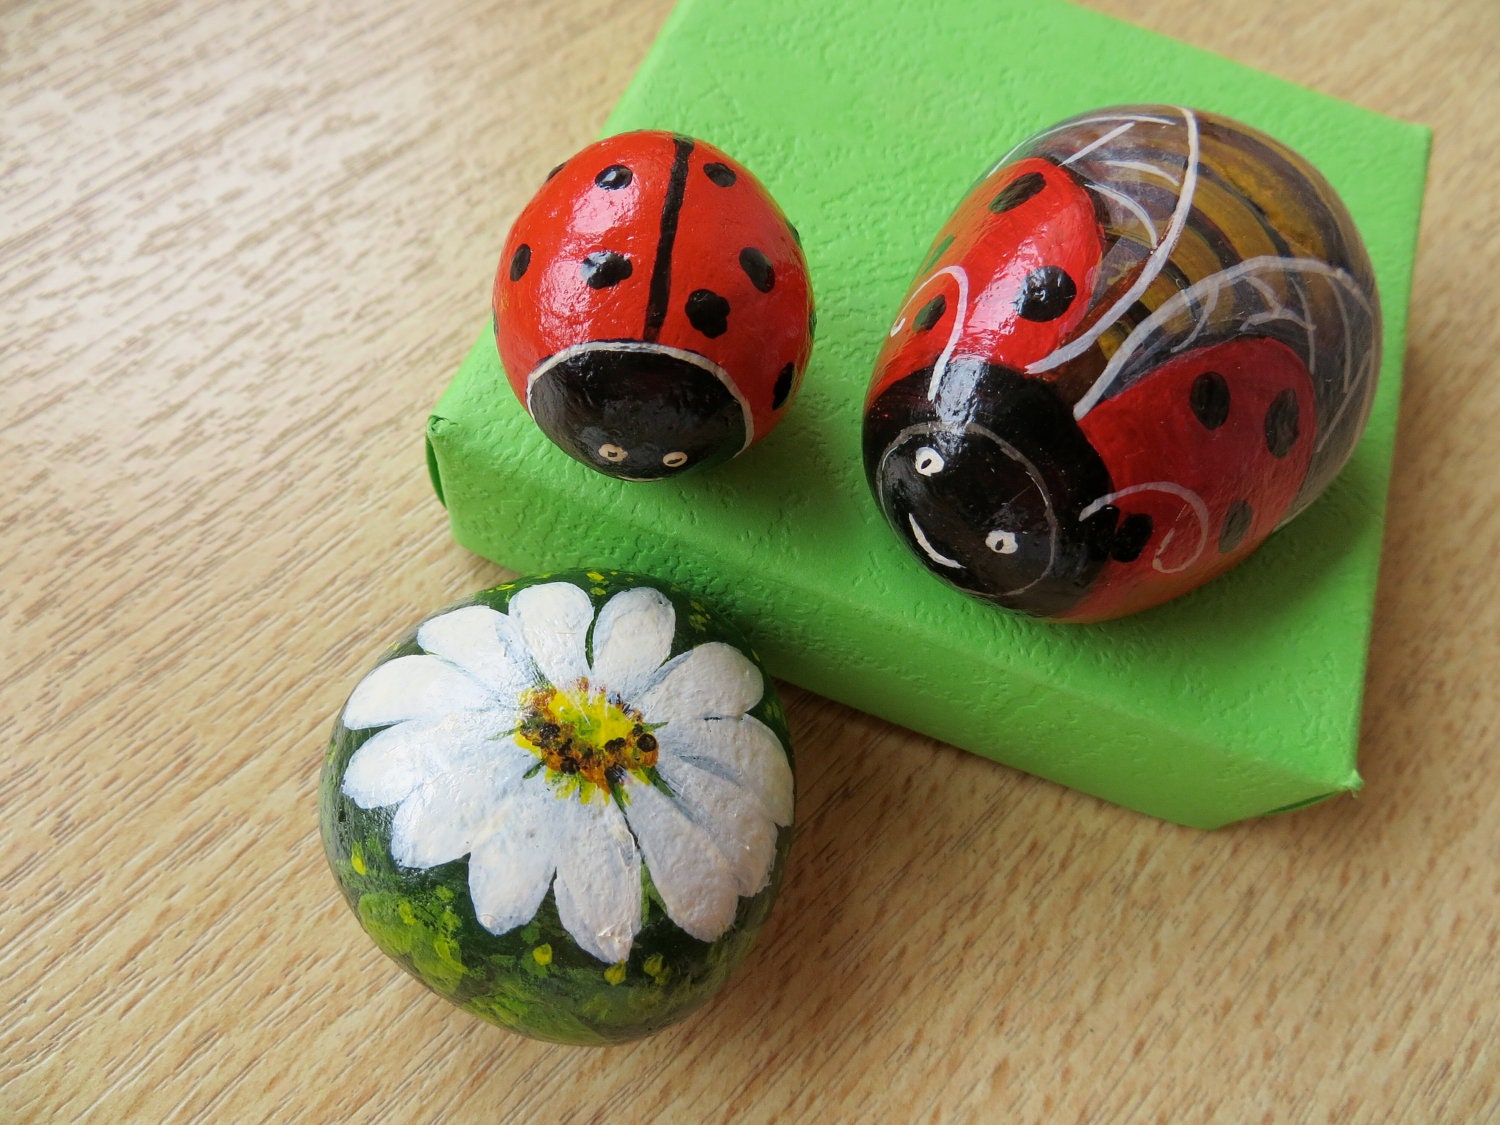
left=1086, top=181, right=1159, bottom=244
left=1060, top=121, right=1137, bottom=168
left=1079, top=482, right=1211, bottom=575
left=1028, top=106, right=1201, bottom=378
left=985, top=111, right=1176, bottom=178
left=1099, top=158, right=1183, bottom=188
left=885, top=264, right=971, bottom=401
left=1071, top=255, right=1373, bottom=420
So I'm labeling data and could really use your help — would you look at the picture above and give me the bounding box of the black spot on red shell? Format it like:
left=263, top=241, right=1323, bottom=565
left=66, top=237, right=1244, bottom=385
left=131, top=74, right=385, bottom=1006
left=595, top=164, right=633, bottom=190
left=686, top=289, right=730, bottom=337
left=1015, top=265, right=1077, bottom=322
left=1111, top=512, right=1154, bottom=563
left=772, top=363, right=795, bottom=409
left=1264, top=389, right=1300, bottom=458
left=989, top=171, right=1046, bottom=214
left=580, top=251, right=632, bottom=289
left=1219, top=499, right=1253, bottom=553
left=509, top=244, right=531, bottom=282
left=739, top=247, right=775, bottom=293
left=703, top=162, right=737, bottom=187
left=915, top=294, right=947, bottom=332
left=1189, top=371, right=1231, bottom=430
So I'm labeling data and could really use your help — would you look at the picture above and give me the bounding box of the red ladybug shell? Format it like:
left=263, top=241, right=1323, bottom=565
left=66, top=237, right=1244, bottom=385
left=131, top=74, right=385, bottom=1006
left=494, top=131, right=814, bottom=480
left=868, top=157, right=1104, bottom=406
left=863, top=106, right=1380, bottom=622
left=1070, top=336, right=1316, bottom=621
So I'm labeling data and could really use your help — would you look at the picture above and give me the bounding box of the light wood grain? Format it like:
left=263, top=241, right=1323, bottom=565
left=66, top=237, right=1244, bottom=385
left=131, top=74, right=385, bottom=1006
left=2, top=0, right=1496, bottom=1121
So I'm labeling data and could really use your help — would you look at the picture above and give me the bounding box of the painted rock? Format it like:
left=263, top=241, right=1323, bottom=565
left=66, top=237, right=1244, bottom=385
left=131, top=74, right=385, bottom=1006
left=319, top=571, right=795, bottom=1044
left=493, top=130, right=815, bottom=481
left=864, top=106, right=1381, bottom=622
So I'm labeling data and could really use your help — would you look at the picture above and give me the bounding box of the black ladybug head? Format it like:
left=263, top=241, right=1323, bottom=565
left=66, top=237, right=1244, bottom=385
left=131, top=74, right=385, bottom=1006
left=528, top=344, right=749, bottom=481
left=863, top=360, right=1116, bottom=617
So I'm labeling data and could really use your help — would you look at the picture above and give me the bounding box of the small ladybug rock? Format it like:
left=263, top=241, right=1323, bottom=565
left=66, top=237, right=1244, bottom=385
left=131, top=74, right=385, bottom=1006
left=864, top=106, right=1381, bottom=622
left=494, top=131, right=815, bottom=480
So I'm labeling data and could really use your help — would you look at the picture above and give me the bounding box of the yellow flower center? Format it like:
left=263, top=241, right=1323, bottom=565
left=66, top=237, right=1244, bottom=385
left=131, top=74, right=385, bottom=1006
left=515, top=681, right=660, bottom=801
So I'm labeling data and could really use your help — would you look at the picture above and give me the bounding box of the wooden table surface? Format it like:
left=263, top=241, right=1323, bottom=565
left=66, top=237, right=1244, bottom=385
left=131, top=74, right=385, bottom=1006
left=3, top=0, right=1497, bottom=1120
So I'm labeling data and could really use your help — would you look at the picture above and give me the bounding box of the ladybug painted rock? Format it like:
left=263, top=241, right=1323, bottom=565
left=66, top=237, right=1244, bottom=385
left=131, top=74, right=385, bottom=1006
left=493, top=131, right=815, bottom=481
left=320, top=571, right=795, bottom=1044
left=864, top=106, right=1381, bottom=622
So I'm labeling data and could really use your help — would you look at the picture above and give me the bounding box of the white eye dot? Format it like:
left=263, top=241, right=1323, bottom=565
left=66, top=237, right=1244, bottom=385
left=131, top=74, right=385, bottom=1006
left=914, top=446, right=944, bottom=476
left=986, top=529, right=1019, bottom=555
left=662, top=451, right=688, bottom=468
left=598, top=444, right=628, bottom=463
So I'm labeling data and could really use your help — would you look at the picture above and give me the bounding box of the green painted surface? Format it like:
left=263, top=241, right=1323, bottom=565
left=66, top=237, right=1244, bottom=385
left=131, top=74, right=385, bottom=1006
left=427, top=0, right=1429, bottom=829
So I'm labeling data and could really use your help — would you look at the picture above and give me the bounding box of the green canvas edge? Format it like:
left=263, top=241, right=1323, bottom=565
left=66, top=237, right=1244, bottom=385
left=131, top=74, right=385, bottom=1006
left=430, top=327, right=1366, bottom=831
left=427, top=0, right=1430, bottom=829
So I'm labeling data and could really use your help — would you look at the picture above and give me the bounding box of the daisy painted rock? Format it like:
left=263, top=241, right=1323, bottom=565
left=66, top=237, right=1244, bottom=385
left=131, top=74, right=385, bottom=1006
left=318, top=571, right=795, bottom=1044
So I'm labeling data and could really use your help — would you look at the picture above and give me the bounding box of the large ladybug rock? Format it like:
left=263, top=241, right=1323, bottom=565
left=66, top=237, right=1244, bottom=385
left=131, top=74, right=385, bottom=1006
left=493, top=131, right=815, bottom=481
left=864, top=106, right=1381, bottom=622
left=319, top=571, right=795, bottom=1044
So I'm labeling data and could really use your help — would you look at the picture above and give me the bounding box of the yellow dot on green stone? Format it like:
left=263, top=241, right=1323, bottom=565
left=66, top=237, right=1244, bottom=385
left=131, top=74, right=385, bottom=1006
left=592, top=587, right=607, bottom=597
left=604, top=962, right=627, bottom=985
left=643, top=953, right=664, bottom=976
left=350, top=847, right=366, bottom=876
left=586, top=571, right=606, bottom=582
left=532, top=944, right=552, bottom=966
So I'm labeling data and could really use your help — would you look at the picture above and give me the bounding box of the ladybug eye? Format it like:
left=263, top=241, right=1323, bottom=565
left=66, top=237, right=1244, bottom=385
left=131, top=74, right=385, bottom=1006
left=662, top=451, right=688, bottom=468
left=914, top=446, right=944, bottom=476
left=598, top=444, right=628, bottom=463
left=986, top=529, right=1019, bottom=555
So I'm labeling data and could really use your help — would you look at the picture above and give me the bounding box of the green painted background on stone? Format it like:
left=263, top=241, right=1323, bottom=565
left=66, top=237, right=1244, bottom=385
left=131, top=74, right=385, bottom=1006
left=427, top=0, right=1430, bottom=828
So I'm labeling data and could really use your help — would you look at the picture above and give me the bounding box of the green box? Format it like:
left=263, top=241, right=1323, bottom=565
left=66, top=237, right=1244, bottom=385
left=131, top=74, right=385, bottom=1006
left=426, top=0, right=1429, bottom=828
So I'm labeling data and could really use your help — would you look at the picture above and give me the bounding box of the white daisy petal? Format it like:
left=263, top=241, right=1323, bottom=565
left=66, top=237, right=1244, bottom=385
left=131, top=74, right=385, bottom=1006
left=589, top=587, right=676, bottom=701
left=660, top=717, right=798, bottom=822
left=416, top=605, right=537, bottom=696
left=342, top=654, right=493, bottom=730
left=509, top=582, right=594, bottom=689
left=553, top=796, right=642, bottom=963
left=388, top=753, right=536, bottom=869
left=467, top=786, right=560, bottom=936
left=623, top=781, right=741, bottom=942
left=640, top=642, right=764, bottom=724
left=657, top=715, right=794, bottom=825
left=341, top=707, right=523, bottom=808
left=656, top=757, right=780, bottom=897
